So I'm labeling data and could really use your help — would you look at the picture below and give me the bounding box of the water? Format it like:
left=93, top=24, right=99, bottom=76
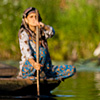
left=0, top=60, right=100, bottom=100
left=52, top=72, right=100, bottom=100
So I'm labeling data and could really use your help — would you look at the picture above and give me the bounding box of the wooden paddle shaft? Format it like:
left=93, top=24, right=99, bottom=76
left=36, top=9, right=40, bottom=96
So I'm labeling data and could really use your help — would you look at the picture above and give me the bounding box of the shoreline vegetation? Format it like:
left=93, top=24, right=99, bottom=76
left=0, top=0, right=100, bottom=61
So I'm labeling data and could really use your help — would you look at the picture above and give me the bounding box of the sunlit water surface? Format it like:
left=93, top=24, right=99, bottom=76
left=0, top=60, right=100, bottom=100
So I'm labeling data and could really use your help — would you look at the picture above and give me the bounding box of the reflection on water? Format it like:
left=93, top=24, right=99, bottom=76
left=94, top=72, right=100, bottom=96
left=0, top=60, right=100, bottom=100
left=0, top=95, right=57, bottom=100
left=52, top=72, right=100, bottom=100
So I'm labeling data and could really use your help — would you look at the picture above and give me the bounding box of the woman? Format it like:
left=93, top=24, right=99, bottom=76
left=18, top=7, right=76, bottom=80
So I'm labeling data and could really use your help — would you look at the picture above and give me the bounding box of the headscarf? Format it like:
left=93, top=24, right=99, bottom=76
left=18, top=7, right=47, bottom=48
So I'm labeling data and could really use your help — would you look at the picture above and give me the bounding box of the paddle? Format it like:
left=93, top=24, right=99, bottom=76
left=36, top=9, right=40, bottom=96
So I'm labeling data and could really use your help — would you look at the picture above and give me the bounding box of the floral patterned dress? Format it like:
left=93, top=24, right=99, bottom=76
left=19, top=25, right=76, bottom=80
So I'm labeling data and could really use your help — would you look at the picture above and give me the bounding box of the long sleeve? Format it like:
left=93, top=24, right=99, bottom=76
left=44, top=25, right=55, bottom=39
left=19, top=31, right=34, bottom=60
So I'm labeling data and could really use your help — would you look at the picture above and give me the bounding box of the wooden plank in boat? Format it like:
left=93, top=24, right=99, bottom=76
left=0, top=63, right=18, bottom=77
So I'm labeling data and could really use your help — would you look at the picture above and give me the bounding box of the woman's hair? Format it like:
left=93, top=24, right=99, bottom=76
left=18, top=7, right=42, bottom=38
left=23, top=7, right=42, bottom=21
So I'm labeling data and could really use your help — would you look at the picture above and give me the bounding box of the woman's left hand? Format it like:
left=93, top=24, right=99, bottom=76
left=39, top=22, right=45, bottom=28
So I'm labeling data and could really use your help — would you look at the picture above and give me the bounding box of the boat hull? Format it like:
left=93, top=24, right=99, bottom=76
left=0, top=78, right=61, bottom=96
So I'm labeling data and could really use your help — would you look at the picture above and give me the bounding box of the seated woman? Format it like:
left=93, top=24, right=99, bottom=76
left=18, top=7, right=76, bottom=80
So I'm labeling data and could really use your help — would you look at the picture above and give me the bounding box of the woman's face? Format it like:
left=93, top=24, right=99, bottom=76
left=25, top=12, right=36, bottom=26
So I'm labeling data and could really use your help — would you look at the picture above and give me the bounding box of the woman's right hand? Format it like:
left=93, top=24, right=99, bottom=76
left=33, top=62, right=41, bottom=70
left=28, top=58, right=42, bottom=70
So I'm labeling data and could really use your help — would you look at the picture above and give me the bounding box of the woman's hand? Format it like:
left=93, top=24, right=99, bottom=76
left=33, top=62, right=42, bottom=70
left=39, top=22, right=50, bottom=30
left=39, top=22, right=45, bottom=28
left=28, top=58, right=42, bottom=70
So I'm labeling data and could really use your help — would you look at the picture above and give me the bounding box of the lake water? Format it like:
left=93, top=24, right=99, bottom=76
left=0, top=59, right=100, bottom=100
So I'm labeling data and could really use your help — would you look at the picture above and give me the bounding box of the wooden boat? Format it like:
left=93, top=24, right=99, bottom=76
left=0, top=63, right=61, bottom=96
